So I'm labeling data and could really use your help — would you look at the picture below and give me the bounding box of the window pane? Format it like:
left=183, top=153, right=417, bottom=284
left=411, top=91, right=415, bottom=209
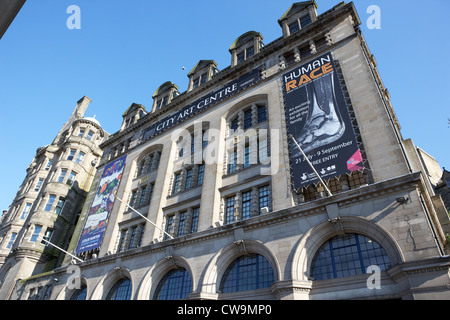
left=178, top=212, right=186, bottom=237
left=300, top=14, right=311, bottom=28
left=70, top=286, right=87, bottom=300
left=220, top=254, right=274, bottom=293
left=191, top=207, right=199, bottom=233
left=57, top=169, right=67, bottom=183
left=106, top=278, right=132, bottom=300
left=244, top=109, right=252, bottom=130
left=259, top=185, right=271, bottom=214
left=30, top=226, right=42, bottom=243
left=67, top=149, right=76, bottom=161
left=44, top=195, right=56, bottom=212
left=173, top=173, right=181, bottom=194
left=311, top=234, right=391, bottom=281
left=225, top=197, right=235, bottom=224
left=154, top=268, right=192, bottom=300
left=242, top=191, right=252, bottom=220
left=197, top=165, right=205, bottom=186
left=289, top=21, right=300, bottom=34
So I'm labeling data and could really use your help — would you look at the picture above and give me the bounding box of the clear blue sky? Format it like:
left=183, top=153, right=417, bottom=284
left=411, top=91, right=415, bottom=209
left=1, top=0, right=449, bottom=214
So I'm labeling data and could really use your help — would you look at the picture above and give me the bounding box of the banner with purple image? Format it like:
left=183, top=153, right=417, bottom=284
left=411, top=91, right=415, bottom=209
left=76, top=155, right=127, bottom=254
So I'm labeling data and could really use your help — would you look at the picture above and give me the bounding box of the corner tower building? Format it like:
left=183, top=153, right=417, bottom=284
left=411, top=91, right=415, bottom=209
left=0, top=97, right=107, bottom=299
left=4, top=2, right=450, bottom=300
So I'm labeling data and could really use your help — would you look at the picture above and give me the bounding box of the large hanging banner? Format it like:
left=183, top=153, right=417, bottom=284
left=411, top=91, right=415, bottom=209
left=281, top=52, right=363, bottom=190
left=76, top=155, right=127, bottom=254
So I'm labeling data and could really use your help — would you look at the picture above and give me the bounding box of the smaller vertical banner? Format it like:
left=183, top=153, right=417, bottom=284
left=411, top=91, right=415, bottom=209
left=76, top=155, right=127, bottom=254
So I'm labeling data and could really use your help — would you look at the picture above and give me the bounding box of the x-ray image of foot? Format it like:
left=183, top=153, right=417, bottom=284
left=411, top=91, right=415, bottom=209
left=295, top=72, right=345, bottom=153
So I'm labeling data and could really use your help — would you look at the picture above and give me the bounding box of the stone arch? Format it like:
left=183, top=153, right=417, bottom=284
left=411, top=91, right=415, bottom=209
left=89, top=266, right=133, bottom=300
left=198, top=239, right=281, bottom=295
left=136, top=255, right=194, bottom=300
left=223, top=94, right=268, bottom=121
left=290, top=216, right=404, bottom=281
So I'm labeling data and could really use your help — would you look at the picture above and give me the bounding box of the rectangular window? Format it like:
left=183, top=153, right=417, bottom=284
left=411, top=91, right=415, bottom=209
left=55, top=199, right=65, bottom=215
left=67, top=171, right=77, bottom=186
left=78, top=129, right=85, bottom=137
left=197, top=164, right=205, bottom=186
left=67, top=149, right=76, bottom=161
left=139, top=185, right=147, bottom=207
left=185, top=169, right=193, bottom=191
left=20, top=203, right=32, bottom=219
left=137, top=224, right=145, bottom=247
left=237, top=51, right=245, bottom=64
left=228, top=151, right=237, bottom=174
left=300, top=14, right=311, bottom=28
left=244, top=145, right=251, bottom=169
left=34, top=178, right=44, bottom=192
left=230, top=117, right=239, bottom=132
left=87, top=131, right=94, bottom=141
left=259, top=185, right=271, bottom=214
left=244, top=109, right=252, bottom=130
left=200, top=73, right=207, bottom=84
left=6, top=233, right=17, bottom=249
left=225, top=196, right=236, bottom=224
left=246, top=46, right=254, bottom=59
left=129, top=190, right=137, bottom=208
left=30, top=226, right=42, bottom=243
left=193, top=77, right=200, bottom=89
left=172, top=173, right=181, bottom=194
left=258, top=105, right=267, bottom=123
left=75, top=152, right=85, bottom=164
left=42, top=229, right=53, bottom=246
left=289, top=21, right=300, bottom=34
left=147, top=155, right=154, bottom=173
left=57, top=169, right=67, bottom=183
left=242, top=191, right=252, bottom=220
left=128, top=226, right=137, bottom=249
left=44, top=160, right=53, bottom=170
left=117, top=230, right=126, bottom=252
left=44, top=195, right=56, bottom=212
left=177, top=212, right=186, bottom=237
left=191, top=207, right=199, bottom=233
left=165, top=215, right=174, bottom=240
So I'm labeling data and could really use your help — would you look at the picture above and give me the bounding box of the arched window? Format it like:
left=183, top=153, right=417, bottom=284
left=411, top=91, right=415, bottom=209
left=106, top=278, right=132, bottom=300
left=311, top=234, right=391, bottom=281
left=154, top=268, right=192, bottom=300
left=70, top=286, right=87, bottom=300
left=220, top=254, right=274, bottom=293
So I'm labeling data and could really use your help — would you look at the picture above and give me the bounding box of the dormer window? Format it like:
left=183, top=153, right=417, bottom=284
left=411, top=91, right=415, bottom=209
left=279, top=1, right=318, bottom=38
left=187, top=61, right=218, bottom=92
left=229, top=31, right=263, bottom=67
left=120, top=103, right=147, bottom=132
left=152, top=82, right=179, bottom=112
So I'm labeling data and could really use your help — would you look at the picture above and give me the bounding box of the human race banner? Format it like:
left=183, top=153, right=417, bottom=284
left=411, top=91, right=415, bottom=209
left=76, top=155, right=127, bottom=254
left=281, top=52, right=363, bottom=190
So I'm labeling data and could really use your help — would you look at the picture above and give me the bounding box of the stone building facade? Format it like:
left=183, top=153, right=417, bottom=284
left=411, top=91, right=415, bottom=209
left=3, top=1, right=450, bottom=300
left=0, top=97, right=107, bottom=300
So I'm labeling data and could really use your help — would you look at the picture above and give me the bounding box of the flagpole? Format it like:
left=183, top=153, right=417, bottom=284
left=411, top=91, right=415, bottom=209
left=116, top=197, right=174, bottom=240
left=41, top=238, right=84, bottom=263
left=289, top=134, right=333, bottom=197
